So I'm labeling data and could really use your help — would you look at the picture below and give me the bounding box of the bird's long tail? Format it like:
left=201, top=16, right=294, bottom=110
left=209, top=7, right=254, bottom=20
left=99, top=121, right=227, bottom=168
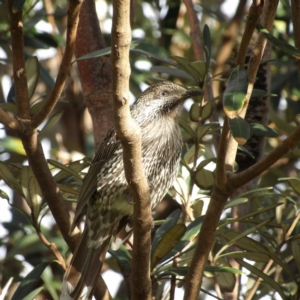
left=60, top=229, right=110, bottom=300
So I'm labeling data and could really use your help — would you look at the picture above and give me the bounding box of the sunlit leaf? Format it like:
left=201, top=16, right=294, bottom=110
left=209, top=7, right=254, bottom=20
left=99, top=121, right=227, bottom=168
left=151, top=209, right=181, bottom=257
left=177, top=116, right=195, bottom=140
left=151, top=224, right=186, bottom=269
left=195, top=168, right=214, bottom=190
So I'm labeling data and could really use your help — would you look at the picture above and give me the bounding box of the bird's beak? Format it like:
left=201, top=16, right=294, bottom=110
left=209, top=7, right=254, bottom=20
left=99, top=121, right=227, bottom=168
left=184, top=89, right=203, bottom=99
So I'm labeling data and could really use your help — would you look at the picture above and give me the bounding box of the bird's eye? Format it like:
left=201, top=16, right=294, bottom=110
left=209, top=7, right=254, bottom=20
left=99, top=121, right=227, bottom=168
left=161, top=91, right=168, bottom=96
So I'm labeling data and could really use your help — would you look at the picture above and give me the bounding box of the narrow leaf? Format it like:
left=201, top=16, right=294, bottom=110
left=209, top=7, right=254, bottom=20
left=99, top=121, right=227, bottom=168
left=237, top=259, right=289, bottom=299
left=25, top=56, right=39, bottom=101
left=11, top=262, right=49, bottom=300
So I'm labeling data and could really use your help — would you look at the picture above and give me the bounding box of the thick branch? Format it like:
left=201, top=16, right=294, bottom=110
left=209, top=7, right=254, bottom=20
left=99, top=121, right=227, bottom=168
left=230, top=124, right=300, bottom=188
left=7, top=0, right=30, bottom=119
left=111, top=1, right=151, bottom=300
left=32, top=0, right=83, bottom=128
left=21, top=131, right=79, bottom=250
left=75, top=0, right=113, bottom=148
left=183, top=185, right=229, bottom=300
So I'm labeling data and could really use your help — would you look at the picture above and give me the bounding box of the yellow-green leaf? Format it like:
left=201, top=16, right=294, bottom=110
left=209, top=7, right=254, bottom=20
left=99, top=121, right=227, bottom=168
left=151, top=224, right=186, bottom=269
left=195, top=168, right=214, bottom=190
left=25, top=56, right=39, bottom=101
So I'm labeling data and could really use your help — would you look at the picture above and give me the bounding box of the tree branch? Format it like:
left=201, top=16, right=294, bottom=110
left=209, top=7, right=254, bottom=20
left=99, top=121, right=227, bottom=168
left=32, top=0, right=83, bottom=128
left=111, top=1, right=152, bottom=300
left=75, top=0, right=114, bottom=149
left=182, top=0, right=205, bottom=61
left=0, top=108, right=21, bottom=131
left=7, top=0, right=30, bottom=119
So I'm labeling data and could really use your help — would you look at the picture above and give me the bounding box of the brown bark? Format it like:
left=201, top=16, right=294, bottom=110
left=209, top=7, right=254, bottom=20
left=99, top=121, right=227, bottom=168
left=75, top=0, right=114, bottom=149
left=111, top=0, right=152, bottom=300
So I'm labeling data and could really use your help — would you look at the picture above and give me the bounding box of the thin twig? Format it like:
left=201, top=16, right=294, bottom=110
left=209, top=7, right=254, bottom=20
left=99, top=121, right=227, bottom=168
left=32, top=0, right=83, bottom=128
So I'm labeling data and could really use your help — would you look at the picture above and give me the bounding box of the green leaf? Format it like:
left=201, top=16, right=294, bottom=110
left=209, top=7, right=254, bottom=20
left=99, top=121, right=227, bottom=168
left=21, top=166, right=34, bottom=209
left=39, top=111, right=64, bottom=139
left=29, top=176, right=43, bottom=219
left=195, top=168, right=214, bottom=190
left=0, top=189, right=9, bottom=200
left=190, top=102, right=200, bottom=122
left=150, top=66, right=194, bottom=80
left=151, top=224, right=186, bottom=269
left=0, top=136, right=26, bottom=155
left=177, top=116, right=195, bottom=140
left=53, top=158, right=90, bottom=182
left=224, top=197, right=248, bottom=209
left=151, top=209, right=181, bottom=257
left=0, top=162, right=22, bottom=195
left=228, top=116, right=250, bottom=145
left=161, top=216, right=204, bottom=264
left=260, top=28, right=300, bottom=59
left=190, top=61, right=207, bottom=82
left=0, top=102, right=17, bottom=113
left=22, top=287, right=44, bottom=300
left=220, top=251, right=269, bottom=262
left=11, top=262, right=49, bottom=300
left=249, top=123, right=278, bottom=137
left=203, top=24, right=211, bottom=68
left=237, top=259, right=290, bottom=299
left=171, top=56, right=200, bottom=83
left=25, top=56, right=39, bottom=101
left=0, top=277, right=13, bottom=300
left=108, top=245, right=132, bottom=270
left=131, top=49, right=177, bottom=66
left=201, top=102, right=213, bottom=121
left=76, top=39, right=143, bottom=61
left=278, top=177, right=300, bottom=195
left=48, top=159, right=83, bottom=181
left=223, top=66, right=248, bottom=117
left=251, top=88, right=276, bottom=98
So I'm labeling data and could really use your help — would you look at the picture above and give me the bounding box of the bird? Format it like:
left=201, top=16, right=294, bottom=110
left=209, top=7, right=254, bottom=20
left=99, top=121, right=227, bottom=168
left=60, top=81, right=201, bottom=300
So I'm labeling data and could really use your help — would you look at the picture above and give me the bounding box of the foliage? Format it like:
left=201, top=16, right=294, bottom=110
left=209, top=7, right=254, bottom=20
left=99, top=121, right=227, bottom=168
left=0, top=0, right=300, bottom=300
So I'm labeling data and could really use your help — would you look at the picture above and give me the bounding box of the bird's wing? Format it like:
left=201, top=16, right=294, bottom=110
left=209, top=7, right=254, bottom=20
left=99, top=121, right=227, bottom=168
left=70, top=128, right=121, bottom=232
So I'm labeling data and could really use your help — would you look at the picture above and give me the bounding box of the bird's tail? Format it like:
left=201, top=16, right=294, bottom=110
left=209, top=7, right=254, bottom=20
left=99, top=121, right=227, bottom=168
left=60, top=229, right=110, bottom=300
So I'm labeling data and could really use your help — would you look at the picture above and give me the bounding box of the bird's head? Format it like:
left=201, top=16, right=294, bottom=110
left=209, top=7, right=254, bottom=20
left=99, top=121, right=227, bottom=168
left=131, top=81, right=202, bottom=123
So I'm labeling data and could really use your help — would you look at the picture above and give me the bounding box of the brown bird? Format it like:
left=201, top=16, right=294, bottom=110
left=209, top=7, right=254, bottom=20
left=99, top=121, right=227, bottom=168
left=60, top=81, right=201, bottom=300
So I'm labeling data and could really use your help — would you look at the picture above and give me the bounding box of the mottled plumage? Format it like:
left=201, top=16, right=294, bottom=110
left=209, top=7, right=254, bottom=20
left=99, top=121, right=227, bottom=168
left=61, top=82, right=201, bottom=300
